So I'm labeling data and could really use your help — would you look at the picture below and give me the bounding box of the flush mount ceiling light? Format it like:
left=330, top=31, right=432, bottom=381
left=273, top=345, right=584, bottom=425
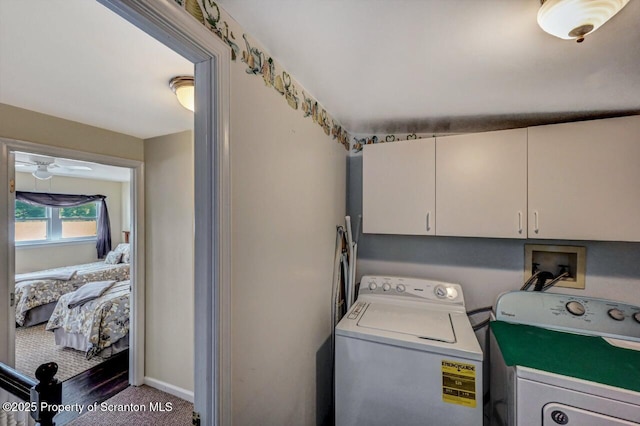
left=169, top=76, right=195, bottom=112
left=537, top=0, right=630, bottom=43
left=32, top=164, right=53, bottom=180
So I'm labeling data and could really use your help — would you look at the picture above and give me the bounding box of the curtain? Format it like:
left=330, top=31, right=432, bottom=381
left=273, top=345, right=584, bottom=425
left=16, top=191, right=112, bottom=258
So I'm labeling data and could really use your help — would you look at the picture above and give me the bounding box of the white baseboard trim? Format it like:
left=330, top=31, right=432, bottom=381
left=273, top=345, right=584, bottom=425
left=143, top=377, right=194, bottom=403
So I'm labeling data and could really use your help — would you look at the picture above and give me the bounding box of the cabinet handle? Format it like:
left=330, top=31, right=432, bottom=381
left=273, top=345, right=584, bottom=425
left=426, top=212, right=431, bottom=232
left=534, top=210, right=539, bottom=234
left=518, top=211, right=523, bottom=234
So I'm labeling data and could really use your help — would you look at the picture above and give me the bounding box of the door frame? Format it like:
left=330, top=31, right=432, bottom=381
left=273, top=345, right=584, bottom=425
left=97, top=1, right=232, bottom=425
left=1, top=137, right=144, bottom=379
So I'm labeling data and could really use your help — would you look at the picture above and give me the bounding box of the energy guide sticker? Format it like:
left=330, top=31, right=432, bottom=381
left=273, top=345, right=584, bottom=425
left=441, top=360, right=477, bottom=408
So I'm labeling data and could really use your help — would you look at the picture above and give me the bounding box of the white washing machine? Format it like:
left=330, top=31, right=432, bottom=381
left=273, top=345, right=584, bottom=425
left=335, top=275, right=483, bottom=426
left=490, top=291, right=640, bottom=426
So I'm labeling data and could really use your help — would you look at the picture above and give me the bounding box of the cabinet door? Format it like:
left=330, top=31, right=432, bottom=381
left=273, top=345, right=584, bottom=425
left=436, top=128, right=527, bottom=238
left=363, top=139, right=435, bottom=235
left=528, top=116, right=640, bottom=241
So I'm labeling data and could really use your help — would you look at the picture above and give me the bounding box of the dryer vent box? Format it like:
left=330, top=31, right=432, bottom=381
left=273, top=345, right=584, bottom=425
left=524, top=244, right=586, bottom=289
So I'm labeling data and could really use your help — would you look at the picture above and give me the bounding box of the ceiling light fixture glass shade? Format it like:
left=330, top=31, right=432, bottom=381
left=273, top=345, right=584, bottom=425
left=32, top=165, right=52, bottom=180
left=169, top=76, right=195, bottom=112
left=537, top=0, right=630, bottom=42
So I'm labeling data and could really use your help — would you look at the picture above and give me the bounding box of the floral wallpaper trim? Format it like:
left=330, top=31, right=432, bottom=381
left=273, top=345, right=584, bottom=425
left=174, top=0, right=351, bottom=150
left=351, top=133, right=435, bottom=154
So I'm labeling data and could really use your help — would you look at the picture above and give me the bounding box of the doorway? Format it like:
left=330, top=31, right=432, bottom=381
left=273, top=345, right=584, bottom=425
left=12, top=150, right=134, bottom=382
left=0, top=1, right=231, bottom=425
left=2, top=139, right=144, bottom=378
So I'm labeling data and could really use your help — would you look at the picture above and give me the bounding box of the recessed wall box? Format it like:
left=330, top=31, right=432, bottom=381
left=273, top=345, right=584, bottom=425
left=524, top=244, right=586, bottom=289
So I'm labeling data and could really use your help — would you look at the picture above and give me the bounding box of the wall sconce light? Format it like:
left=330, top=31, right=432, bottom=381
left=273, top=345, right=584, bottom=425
left=169, top=76, right=195, bottom=112
left=537, top=0, right=630, bottom=43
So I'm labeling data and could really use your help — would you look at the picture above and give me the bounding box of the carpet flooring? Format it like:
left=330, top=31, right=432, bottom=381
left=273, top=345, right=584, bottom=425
left=15, top=324, right=104, bottom=381
left=67, top=385, right=193, bottom=426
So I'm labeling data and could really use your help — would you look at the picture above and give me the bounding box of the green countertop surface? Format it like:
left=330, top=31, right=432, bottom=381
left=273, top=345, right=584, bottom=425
left=490, top=320, right=640, bottom=393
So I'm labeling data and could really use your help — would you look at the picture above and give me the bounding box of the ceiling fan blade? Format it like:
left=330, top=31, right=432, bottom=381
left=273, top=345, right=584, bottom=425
left=63, top=165, right=93, bottom=171
left=54, top=158, right=93, bottom=170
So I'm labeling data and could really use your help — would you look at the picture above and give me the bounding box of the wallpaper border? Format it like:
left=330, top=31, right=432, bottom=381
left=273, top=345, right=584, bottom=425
left=172, top=0, right=351, bottom=150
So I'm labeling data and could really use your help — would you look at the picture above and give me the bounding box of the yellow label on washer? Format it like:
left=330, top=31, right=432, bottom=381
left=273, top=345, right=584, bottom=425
left=441, top=360, right=477, bottom=408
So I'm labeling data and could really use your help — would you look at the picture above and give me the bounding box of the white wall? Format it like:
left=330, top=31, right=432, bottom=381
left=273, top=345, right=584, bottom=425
left=164, top=3, right=349, bottom=422
left=14, top=171, right=126, bottom=273
left=230, top=51, right=346, bottom=426
left=143, top=130, right=194, bottom=393
left=0, top=103, right=143, bottom=161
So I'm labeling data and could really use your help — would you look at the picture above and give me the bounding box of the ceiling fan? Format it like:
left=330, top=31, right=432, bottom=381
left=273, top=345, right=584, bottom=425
left=15, top=155, right=93, bottom=180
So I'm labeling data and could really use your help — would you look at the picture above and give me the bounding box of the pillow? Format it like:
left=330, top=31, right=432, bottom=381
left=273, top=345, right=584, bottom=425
left=67, top=280, right=116, bottom=309
left=114, top=243, right=130, bottom=253
left=114, top=243, right=131, bottom=263
left=104, top=251, right=123, bottom=265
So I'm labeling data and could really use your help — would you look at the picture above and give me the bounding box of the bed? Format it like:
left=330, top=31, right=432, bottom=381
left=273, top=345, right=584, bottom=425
left=14, top=243, right=131, bottom=327
left=46, top=280, right=130, bottom=359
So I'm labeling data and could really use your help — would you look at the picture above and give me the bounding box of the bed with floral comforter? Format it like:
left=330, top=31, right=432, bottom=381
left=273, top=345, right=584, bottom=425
left=46, top=280, right=130, bottom=359
left=15, top=261, right=130, bottom=326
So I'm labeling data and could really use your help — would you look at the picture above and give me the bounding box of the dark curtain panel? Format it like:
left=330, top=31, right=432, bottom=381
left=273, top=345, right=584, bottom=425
left=16, top=191, right=112, bottom=258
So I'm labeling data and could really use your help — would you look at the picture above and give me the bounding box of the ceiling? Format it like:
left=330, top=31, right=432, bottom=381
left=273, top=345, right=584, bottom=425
left=0, top=0, right=193, bottom=140
left=1, top=1, right=638, bottom=140
left=217, top=0, right=640, bottom=134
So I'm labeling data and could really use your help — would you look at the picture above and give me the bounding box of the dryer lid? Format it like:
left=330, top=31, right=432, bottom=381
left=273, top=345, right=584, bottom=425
left=357, top=303, right=456, bottom=343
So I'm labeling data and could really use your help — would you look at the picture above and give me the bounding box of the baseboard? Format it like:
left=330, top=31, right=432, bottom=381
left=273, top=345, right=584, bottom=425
left=143, top=377, right=194, bottom=403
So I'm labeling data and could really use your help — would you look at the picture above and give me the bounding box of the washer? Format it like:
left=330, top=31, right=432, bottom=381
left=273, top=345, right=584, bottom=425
left=490, top=291, right=640, bottom=426
left=335, top=275, right=483, bottom=426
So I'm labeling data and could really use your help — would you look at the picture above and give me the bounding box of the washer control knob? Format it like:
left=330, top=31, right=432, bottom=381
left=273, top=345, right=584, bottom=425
left=396, top=284, right=406, bottom=293
left=566, top=301, right=585, bottom=316
left=382, top=283, right=391, bottom=292
left=434, top=285, right=447, bottom=299
left=368, top=282, right=377, bottom=291
left=608, top=308, right=625, bottom=321
left=634, top=312, right=640, bottom=324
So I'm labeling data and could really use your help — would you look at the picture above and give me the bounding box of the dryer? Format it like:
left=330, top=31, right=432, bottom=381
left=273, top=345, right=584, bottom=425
left=335, top=275, right=483, bottom=426
left=490, top=291, right=640, bottom=426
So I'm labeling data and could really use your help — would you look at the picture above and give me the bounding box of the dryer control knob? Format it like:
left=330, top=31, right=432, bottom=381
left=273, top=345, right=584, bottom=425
left=566, top=301, right=585, bottom=316
left=633, top=312, right=640, bottom=324
left=368, top=282, right=377, bottom=291
left=550, top=410, right=569, bottom=425
left=382, top=283, right=391, bottom=291
left=608, top=308, right=625, bottom=321
left=396, top=284, right=406, bottom=293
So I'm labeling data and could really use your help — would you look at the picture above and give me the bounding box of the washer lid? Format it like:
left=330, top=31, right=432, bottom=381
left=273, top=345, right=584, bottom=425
left=357, top=303, right=456, bottom=343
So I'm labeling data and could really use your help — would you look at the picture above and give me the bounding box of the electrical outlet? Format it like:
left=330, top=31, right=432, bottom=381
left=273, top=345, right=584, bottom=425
left=524, top=244, right=586, bottom=289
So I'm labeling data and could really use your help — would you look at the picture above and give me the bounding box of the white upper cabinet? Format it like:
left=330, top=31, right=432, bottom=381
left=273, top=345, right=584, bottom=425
left=528, top=115, right=640, bottom=242
left=436, top=128, right=527, bottom=238
left=363, top=139, right=436, bottom=235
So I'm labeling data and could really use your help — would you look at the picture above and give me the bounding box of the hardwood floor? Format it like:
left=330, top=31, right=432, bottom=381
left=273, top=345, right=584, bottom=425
left=53, top=350, right=129, bottom=425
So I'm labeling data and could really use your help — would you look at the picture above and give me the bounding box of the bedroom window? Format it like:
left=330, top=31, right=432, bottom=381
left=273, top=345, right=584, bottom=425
left=58, top=203, right=98, bottom=239
left=15, top=200, right=48, bottom=242
left=15, top=201, right=98, bottom=243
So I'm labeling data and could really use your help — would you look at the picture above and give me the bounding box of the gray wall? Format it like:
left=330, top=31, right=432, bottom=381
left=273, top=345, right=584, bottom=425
left=348, top=155, right=640, bottom=313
